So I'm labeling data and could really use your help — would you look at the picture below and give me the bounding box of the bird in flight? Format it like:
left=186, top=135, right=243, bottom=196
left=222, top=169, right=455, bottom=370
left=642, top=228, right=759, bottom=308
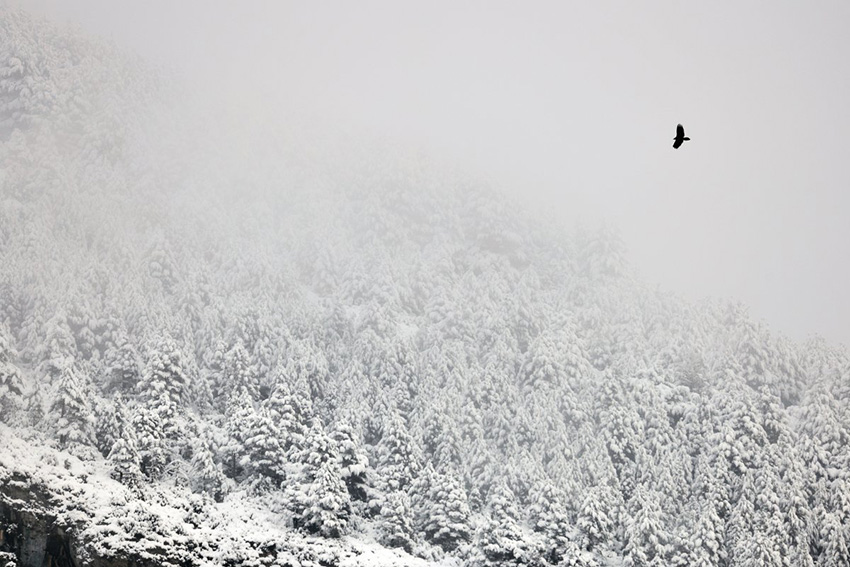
left=673, top=124, right=690, bottom=149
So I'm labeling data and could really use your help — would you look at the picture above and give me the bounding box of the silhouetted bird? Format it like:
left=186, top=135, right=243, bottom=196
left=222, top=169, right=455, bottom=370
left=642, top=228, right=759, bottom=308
left=673, top=124, right=690, bottom=149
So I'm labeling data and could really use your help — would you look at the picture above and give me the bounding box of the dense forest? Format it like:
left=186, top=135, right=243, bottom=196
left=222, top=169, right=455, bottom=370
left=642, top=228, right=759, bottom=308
left=1, top=6, right=849, bottom=567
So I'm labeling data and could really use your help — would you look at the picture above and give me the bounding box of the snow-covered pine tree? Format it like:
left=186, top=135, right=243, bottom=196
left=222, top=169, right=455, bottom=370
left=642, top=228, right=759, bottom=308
left=103, top=333, right=140, bottom=394
left=224, top=339, right=259, bottom=402
left=242, top=406, right=286, bottom=489
left=528, top=481, right=573, bottom=563
left=263, top=379, right=313, bottom=458
left=220, top=390, right=255, bottom=480
left=0, top=327, right=23, bottom=422
left=778, top=459, right=814, bottom=567
left=283, top=339, right=330, bottom=406
left=108, top=434, right=142, bottom=488
left=687, top=499, right=725, bottom=567
left=730, top=529, right=784, bottom=567
left=375, top=412, right=421, bottom=493
left=146, top=237, right=179, bottom=293
left=623, top=486, right=672, bottom=567
left=139, top=334, right=189, bottom=440
left=520, top=331, right=568, bottom=391
left=421, top=410, right=462, bottom=472
left=35, top=308, right=77, bottom=378
left=468, top=479, right=531, bottom=566
left=50, top=359, right=94, bottom=449
left=205, top=338, right=228, bottom=407
left=132, top=405, right=167, bottom=479
left=93, top=395, right=127, bottom=458
left=412, top=465, right=472, bottom=553
left=190, top=435, right=226, bottom=502
left=816, top=509, right=850, bottom=567
left=331, top=419, right=369, bottom=503
left=577, top=484, right=619, bottom=552
left=66, top=298, right=100, bottom=360
left=377, top=490, right=415, bottom=553
left=291, top=421, right=351, bottom=537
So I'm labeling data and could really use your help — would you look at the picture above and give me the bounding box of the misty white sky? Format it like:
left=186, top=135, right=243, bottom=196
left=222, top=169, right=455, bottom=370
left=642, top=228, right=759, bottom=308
left=20, top=0, right=850, bottom=347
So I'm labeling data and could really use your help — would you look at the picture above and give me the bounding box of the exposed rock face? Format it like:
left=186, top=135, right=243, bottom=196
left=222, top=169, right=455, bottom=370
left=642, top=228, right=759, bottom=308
left=0, top=468, right=160, bottom=567
left=1, top=474, right=78, bottom=567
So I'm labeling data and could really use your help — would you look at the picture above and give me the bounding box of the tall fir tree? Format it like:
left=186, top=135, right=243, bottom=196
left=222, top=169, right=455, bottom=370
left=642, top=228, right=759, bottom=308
left=108, top=434, right=141, bottom=488
left=623, top=486, right=671, bottom=567
left=242, top=406, right=286, bottom=489
left=291, top=421, right=351, bottom=538
left=0, top=328, right=24, bottom=423
left=139, top=334, right=189, bottom=440
left=190, top=436, right=226, bottom=502
left=412, top=466, right=472, bottom=553
left=377, top=491, right=415, bottom=553
left=331, top=420, right=369, bottom=503
left=469, top=479, right=532, bottom=566
left=50, top=360, right=94, bottom=449
left=132, top=406, right=167, bottom=479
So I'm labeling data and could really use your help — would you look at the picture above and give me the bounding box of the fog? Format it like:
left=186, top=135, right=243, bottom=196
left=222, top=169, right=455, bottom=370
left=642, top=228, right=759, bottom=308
left=20, top=0, right=850, bottom=347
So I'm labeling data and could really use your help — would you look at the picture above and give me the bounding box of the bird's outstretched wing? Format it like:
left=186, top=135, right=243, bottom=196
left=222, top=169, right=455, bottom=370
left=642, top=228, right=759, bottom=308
left=673, top=138, right=683, bottom=149
left=676, top=124, right=685, bottom=138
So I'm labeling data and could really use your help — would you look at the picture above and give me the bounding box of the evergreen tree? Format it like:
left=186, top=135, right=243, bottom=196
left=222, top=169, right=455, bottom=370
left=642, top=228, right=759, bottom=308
left=413, top=466, right=472, bottom=552
left=190, top=436, right=226, bottom=502
left=205, top=338, right=229, bottom=407
left=283, top=339, right=330, bottom=404
left=375, top=412, right=421, bottom=493
left=50, top=360, right=94, bottom=448
left=780, top=463, right=814, bottom=567
left=528, top=481, right=573, bottom=563
left=817, top=510, right=850, bottom=567
left=577, top=484, right=619, bottom=552
left=139, top=334, right=189, bottom=439
left=93, top=395, right=127, bottom=458
left=422, top=411, right=462, bottom=471
left=688, top=499, right=725, bottom=567
left=264, top=380, right=312, bottom=457
left=220, top=391, right=255, bottom=480
left=331, top=420, right=369, bottom=503
left=108, top=435, right=141, bottom=488
left=0, top=328, right=23, bottom=422
left=103, top=334, right=140, bottom=394
left=242, top=406, right=286, bottom=489
left=291, top=422, right=351, bottom=537
left=725, top=473, right=757, bottom=559
left=623, top=486, right=671, bottom=567
left=730, top=529, right=784, bottom=567
left=469, top=479, right=532, bottom=566
left=377, top=491, right=415, bottom=553
left=132, top=406, right=167, bottom=479
left=224, top=339, right=259, bottom=401
left=520, top=331, right=569, bottom=391
left=37, top=309, right=76, bottom=378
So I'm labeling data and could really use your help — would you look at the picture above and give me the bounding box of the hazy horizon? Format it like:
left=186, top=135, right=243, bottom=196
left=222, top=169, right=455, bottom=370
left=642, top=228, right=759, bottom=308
left=17, top=0, right=850, bottom=347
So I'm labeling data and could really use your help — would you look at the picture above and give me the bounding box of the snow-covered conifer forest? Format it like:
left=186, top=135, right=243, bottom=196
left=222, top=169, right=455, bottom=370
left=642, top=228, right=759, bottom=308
left=1, top=6, right=849, bottom=567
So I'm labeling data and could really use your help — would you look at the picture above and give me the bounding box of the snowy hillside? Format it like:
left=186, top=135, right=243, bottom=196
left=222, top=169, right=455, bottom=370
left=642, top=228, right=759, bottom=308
left=1, top=6, right=849, bottom=567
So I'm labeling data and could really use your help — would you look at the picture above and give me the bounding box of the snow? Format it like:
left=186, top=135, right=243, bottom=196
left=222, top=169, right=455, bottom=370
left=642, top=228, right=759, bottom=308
left=3, top=5, right=850, bottom=567
left=0, top=424, right=439, bottom=567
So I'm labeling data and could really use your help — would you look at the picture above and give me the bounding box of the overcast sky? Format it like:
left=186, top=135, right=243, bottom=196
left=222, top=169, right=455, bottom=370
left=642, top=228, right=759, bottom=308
left=19, top=1, right=850, bottom=347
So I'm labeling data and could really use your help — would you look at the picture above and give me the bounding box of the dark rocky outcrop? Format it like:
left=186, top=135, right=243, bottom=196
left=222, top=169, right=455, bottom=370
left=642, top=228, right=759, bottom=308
left=1, top=472, right=77, bottom=567
left=0, top=470, right=159, bottom=567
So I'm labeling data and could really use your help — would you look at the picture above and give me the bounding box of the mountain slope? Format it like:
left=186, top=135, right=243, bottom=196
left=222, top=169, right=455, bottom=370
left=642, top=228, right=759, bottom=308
left=1, top=6, right=849, bottom=567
